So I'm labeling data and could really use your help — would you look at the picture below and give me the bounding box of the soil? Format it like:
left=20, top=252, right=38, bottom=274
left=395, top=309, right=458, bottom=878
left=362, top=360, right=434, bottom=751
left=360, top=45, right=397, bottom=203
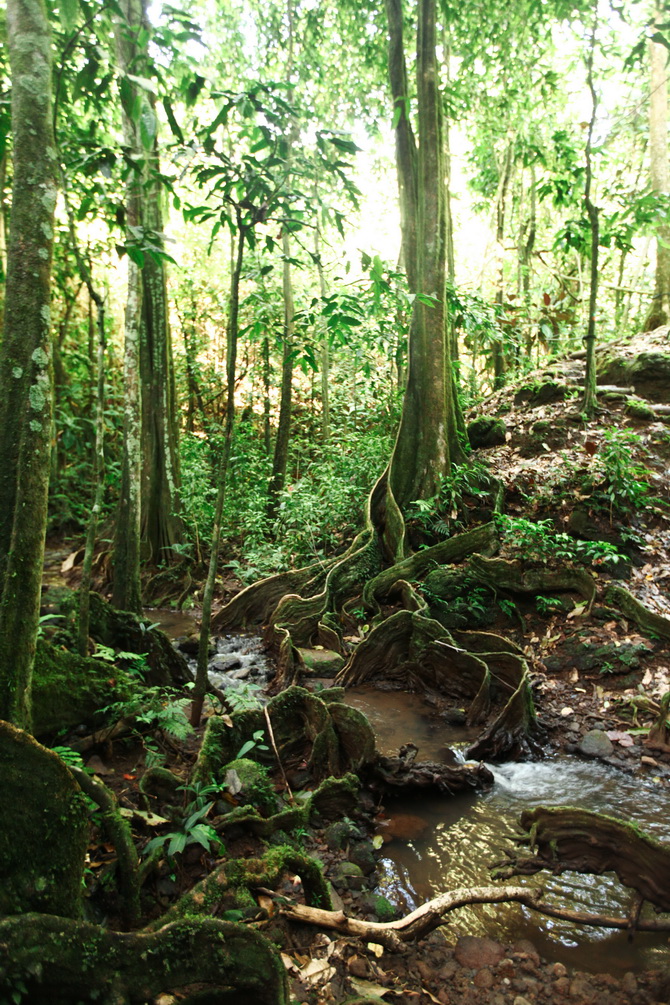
left=40, top=331, right=670, bottom=1004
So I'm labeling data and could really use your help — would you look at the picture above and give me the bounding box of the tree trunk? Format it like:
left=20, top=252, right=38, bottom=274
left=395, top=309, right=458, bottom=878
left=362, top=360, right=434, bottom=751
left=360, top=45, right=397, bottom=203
left=0, top=0, right=57, bottom=729
left=140, top=140, right=183, bottom=562
left=267, top=227, right=296, bottom=519
left=645, top=7, right=670, bottom=330
left=190, top=227, right=246, bottom=726
left=581, top=16, right=599, bottom=417
left=112, top=0, right=145, bottom=614
left=314, top=206, right=331, bottom=441
left=386, top=0, right=464, bottom=539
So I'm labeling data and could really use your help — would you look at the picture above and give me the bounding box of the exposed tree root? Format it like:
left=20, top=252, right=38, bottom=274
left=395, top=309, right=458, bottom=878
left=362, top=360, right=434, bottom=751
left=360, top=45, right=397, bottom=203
left=0, top=915, right=289, bottom=1005
left=362, top=521, right=499, bottom=615
left=150, top=845, right=332, bottom=929
left=368, top=754, right=493, bottom=795
left=71, top=767, right=140, bottom=928
left=495, top=806, right=670, bottom=911
left=335, top=610, right=541, bottom=761
left=605, top=584, right=670, bottom=641
left=469, top=555, right=597, bottom=611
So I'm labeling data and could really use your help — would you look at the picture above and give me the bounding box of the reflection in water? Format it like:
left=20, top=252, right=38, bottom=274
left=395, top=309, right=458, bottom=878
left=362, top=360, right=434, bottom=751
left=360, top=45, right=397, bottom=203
left=346, top=688, right=670, bottom=974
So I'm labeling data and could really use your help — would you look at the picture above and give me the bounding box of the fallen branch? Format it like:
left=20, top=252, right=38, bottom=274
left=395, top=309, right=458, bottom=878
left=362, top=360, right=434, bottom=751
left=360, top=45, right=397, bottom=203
left=280, top=884, right=670, bottom=950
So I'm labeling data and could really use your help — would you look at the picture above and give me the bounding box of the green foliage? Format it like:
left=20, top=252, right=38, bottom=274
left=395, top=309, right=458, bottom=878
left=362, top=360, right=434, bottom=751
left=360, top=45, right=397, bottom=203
left=102, top=687, right=194, bottom=767
left=226, top=682, right=264, bottom=712
left=236, top=729, right=269, bottom=759
left=497, top=515, right=624, bottom=567
left=535, top=595, right=563, bottom=615
left=407, top=459, right=495, bottom=540
left=593, top=429, right=658, bottom=519
left=144, top=801, right=220, bottom=860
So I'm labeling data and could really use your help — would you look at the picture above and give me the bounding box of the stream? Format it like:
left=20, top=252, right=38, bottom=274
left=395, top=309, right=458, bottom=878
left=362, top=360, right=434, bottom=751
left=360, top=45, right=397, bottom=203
left=346, top=687, right=670, bottom=976
left=149, top=614, right=670, bottom=974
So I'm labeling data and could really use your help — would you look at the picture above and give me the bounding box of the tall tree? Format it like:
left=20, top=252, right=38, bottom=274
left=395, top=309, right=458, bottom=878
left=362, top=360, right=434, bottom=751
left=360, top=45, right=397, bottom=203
left=645, top=4, right=670, bottom=329
left=384, top=0, right=464, bottom=558
left=112, top=0, right=145, bottom=613
left=0, top=0, right=57, bottom=727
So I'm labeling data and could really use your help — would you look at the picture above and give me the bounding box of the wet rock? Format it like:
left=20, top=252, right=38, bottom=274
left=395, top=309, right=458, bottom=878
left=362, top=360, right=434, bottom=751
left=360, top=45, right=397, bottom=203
left=569, top=976, right=595, bottom=1000
left=512, top=998, right=533, bottom=1005
left=232, top=665, right=252, bottom=680
left=454, top=935, right=505, bottom=969
left=349, top=841, right=377, bottom=876
left=209, top=656, right=242, bottom=673
left=376, top=812, right=430, bottom=843
left=552, top=963, right=568, bottom=978
left=473, top=967, right=494, bottom=988
left=348, top=956, right=370, bottom=978
left=298, top=648, right=344, bottom=677
left=622, top=972, right=638, bottom=995
left=467, top=416, right=507, bottom=448
left=578, top=729, right=614, bottom=759
left=324, top=819, right=361, bottom=850
left=360, top=893, right=397, bottom=922
left=330, top=861, right=366, bottom=891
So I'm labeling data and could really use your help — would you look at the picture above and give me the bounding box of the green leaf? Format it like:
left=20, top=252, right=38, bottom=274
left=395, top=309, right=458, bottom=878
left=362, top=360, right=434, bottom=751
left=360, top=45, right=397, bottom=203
left=162, top=98, right=184, bottom=143
left=167, top=832, right=188, bottom=857
left=139, top=100, right=157, bottom=151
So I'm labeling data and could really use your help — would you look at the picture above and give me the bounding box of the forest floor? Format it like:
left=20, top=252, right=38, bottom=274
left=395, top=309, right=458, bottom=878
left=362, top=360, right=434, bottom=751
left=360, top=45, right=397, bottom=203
left=45, top=330, right=670, bottom=1004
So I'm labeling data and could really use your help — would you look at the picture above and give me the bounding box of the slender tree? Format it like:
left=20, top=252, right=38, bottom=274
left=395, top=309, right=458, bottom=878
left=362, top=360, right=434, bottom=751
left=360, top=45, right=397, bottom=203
left=0, top=0, right=57, bottom=728
left=645, top=4, right=670, bottom=329
left=112, top=0, right=144, bottom=613
left=581, top=12, right=600, bottom=417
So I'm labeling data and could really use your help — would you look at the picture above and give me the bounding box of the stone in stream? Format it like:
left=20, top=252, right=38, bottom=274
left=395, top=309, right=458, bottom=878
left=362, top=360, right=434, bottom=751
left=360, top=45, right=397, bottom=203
left=298, top=647, right=344, bottom=677
left=454, top=935, right=505, bottom=969
left=209, top=656, right=242, bottom=673
left=578, top=729, right=614, bottom=759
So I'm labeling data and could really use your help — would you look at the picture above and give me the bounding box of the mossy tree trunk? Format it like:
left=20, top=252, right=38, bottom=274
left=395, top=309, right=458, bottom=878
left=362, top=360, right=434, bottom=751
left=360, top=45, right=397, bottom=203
left=139, top=128, right=183, bottom=563
left=581, top=14, right=599, bottom=417
left=267, top=230, right=296, bottom=518
left=645, top=3, right=670, bottom=330
left=385, top=0, right=464, bottom=552
left=112, top=0, right=145, bottom=615
left=0, top=0, right=57, bottom=729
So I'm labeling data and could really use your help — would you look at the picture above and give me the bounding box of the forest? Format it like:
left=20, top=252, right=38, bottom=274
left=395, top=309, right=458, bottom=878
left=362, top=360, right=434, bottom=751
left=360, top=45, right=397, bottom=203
left=2, top=0, right=670, bottom=1001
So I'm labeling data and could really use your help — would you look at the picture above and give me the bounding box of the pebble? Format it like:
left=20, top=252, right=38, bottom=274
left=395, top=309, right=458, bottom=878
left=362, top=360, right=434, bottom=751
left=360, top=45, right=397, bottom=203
left=473, top=968, right=494, bottom=988
left=622, top=972, right=638, bottom=995
left=454, top=935, right=505, bottom=969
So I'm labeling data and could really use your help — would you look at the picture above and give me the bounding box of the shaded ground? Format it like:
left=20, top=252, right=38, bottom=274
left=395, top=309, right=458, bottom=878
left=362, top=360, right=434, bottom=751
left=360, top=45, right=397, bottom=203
left=36, top=330, right=670, bottom=1004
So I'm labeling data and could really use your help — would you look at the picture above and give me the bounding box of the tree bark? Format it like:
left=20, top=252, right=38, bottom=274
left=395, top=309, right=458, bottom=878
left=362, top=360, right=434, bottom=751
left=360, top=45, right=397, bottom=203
left=112, top=0, right=145, bottom=614
left=645, top=6, right=670, bottom=330
left=581, top=14, right=599, bottom=416
left=0, top=0, right=57, bottom=728
left=386, top=0, right=464, bottom=535
left=267, top=229, right=296, bottom=518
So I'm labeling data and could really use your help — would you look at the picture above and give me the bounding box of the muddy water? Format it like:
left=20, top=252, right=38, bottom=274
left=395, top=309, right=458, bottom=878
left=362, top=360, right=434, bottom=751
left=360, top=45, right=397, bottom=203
left=345, top=687, right=670, bottom=975
left=144, top=608, right=199, bottom=638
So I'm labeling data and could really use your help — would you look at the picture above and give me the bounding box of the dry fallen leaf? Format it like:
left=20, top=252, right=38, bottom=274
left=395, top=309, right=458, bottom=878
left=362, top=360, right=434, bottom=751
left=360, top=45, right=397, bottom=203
left=300, top=958, right=336, bottom=984
left=367, top=943, right=384, bottom=957
left=350, top=978, right=391, bottom=998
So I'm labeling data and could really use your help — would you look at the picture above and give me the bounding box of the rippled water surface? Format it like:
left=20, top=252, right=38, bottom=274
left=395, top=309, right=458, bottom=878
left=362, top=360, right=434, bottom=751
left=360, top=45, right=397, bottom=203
left=345, top=687, right=670, bottom=974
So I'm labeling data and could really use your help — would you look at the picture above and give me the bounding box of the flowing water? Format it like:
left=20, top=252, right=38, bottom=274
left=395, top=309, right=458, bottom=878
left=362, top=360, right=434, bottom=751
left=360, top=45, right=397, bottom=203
left=346, top=686, right=670, bottom=975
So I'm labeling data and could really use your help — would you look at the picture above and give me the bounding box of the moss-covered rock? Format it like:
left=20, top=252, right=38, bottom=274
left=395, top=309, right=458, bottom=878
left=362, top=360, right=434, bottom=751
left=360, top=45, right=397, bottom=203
left=467, top=416, right=507, bottom=448
left=223, top=758, right=279, bottom=817
left=32, top=639, right=133, bottom=737
left=298, top=648, right=345, bottom=677
left=0, top=721, right=88, bottom=917
left=330, top=860, right=366, bottom=891
left=361, top=893, right=398, bottom=922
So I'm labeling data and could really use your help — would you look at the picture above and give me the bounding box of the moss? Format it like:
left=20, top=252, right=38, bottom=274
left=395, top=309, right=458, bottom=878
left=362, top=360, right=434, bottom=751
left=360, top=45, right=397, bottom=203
left=0, top=722, right=88, bottom=917
left=31, top=638, right=134, bottom=736
left=223, top=758, right=278, bottom=817
left=467, top=415, right=507, bottom=449
left=626, top=397, right=655, bottom=420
